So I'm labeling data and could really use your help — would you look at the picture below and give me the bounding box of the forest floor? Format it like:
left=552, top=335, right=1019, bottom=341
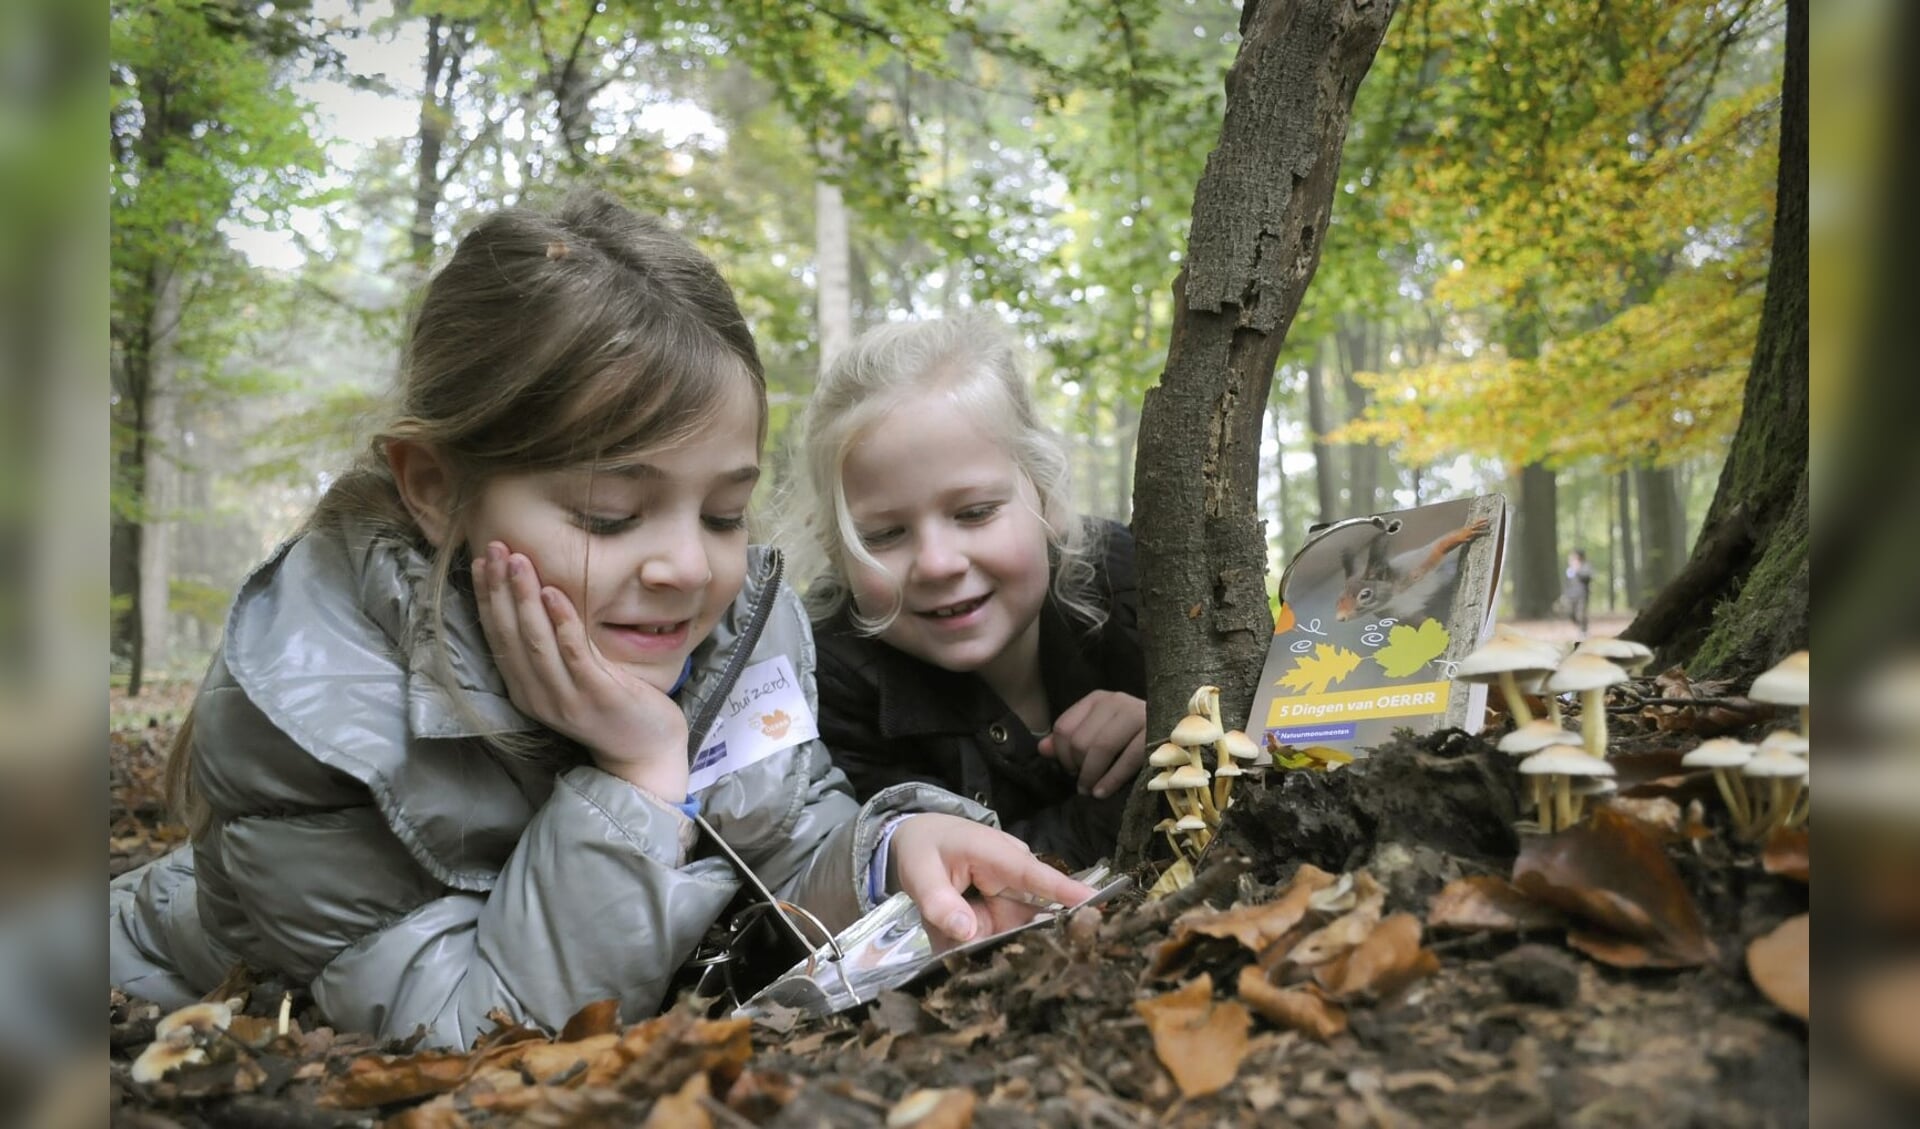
left=108, top=660, right=1810, bottom=1129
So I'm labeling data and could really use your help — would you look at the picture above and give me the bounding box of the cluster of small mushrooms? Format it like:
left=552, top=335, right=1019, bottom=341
left=1147, top=684, right=1266, bottom=863
left=1680, top=651, right=1809, bottom=841
left=1458, top=630, right=1809, bottom=839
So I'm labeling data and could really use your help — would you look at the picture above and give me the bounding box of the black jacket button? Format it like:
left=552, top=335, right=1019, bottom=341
left=988, top=723, right=1009, bottom=744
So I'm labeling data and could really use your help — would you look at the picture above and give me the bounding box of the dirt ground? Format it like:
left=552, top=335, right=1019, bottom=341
left=107, top=677, right=1810, bottom=1128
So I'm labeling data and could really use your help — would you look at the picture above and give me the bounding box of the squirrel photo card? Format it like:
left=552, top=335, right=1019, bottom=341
left=1250, top=494, right=1509, bottom=762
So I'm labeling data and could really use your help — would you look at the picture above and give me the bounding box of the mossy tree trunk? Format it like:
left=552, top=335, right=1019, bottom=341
left=1624, top=0, right=1806, bottom=681
left=1117, top=0, right=1398, bottom=868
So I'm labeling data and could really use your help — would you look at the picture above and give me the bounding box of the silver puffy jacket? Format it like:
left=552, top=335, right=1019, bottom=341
left=109, top=522, right=990, bottom=1048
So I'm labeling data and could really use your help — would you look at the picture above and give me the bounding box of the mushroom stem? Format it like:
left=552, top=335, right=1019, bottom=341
left=1189, top=784, right=1219, bottom=826
left=1768, top=778, right=1804, bottom=837
left=1786, top=788, right=1810, bottom=829
left=1712, top=768, right=1751, bottom=835
left=1547, top=694, right=1564, bottom=727
left=1555, top=775, right=1573, bottom=833
left=1500, top=671, right=1535, bottom=727
left=1743, top=779, right=1782, bottom=843
left=1581, top=689, right=1608, bottom=758
left=1567, top=791, right=1586, bottom=828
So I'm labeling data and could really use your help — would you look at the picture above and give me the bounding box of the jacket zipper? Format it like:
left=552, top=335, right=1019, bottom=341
left=678, top=551, right=816, bottom=960
left=683, top=549, right=786, bottom=760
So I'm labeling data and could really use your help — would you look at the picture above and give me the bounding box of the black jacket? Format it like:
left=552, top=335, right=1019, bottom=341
left=813, top=520, right=1145, bottom=868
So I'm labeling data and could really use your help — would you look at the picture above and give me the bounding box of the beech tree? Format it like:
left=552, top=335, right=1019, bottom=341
left=1625, top=0, right=1806, bottom=679
left=1119, top=0, right=1398, bottom=863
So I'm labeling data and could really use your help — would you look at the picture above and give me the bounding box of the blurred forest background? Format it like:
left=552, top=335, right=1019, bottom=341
left=109, top=0, right=1786, bottom=693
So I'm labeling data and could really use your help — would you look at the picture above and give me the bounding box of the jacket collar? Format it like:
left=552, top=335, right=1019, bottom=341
left=849, top=591, right=1104, bottom=738
left=221, top=520, right=786, bottom=890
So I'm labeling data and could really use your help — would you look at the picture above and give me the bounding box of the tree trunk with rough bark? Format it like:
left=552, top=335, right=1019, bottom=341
left=1118, top=0, right=1398, bottom=868
left=1306, top=337, right=1337, bottom=524
left=813, top=143, right=852, bottom=371
left=1634, top=463, right=1686, bottom=593
left=1512, top=462, right=1559, bottom=619
left=1625, top=0, right=1807, bottom=680
left=1617, top=468, right=1639, bottom=606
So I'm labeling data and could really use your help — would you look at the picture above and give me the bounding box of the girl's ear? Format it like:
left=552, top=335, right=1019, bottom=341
left=385, top=439, right=458, bottom=548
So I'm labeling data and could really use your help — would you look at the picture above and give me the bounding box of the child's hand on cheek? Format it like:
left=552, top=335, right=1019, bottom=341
left=1037, top=690, right=1147, bottom=800
left=474, top=542, right=691, bottom=801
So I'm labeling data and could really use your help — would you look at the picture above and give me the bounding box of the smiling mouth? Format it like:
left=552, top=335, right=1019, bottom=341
left=922, top=595, right=988, bottom=619
left=602, top=620, right=691, bottom=645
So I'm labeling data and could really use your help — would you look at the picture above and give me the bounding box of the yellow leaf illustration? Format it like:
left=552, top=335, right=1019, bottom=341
left=1277, top=644, right=1363, bottom=696
left=1372, top=619, right=1451, bottom=678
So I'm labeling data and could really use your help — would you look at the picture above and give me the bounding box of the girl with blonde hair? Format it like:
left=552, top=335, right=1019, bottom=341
left=794, top=312, right=1147, bottom=868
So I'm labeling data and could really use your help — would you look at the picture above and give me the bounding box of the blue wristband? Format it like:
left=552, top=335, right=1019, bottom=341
left=674, top=796, right=700, bottom=821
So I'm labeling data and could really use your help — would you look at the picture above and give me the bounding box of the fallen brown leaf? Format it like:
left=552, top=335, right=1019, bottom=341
left=560, top=998, right=622, bottom=1041
left=1134, top=974, right=1251, bottom=1098
left=319, top=1050, right=472, bottom=1107
left=1286, top=894, right=1384, bottom=967
left=1640, top=667, right=1770, bottom=737
left=1150, top=865, right=1337, bottom=976
left=1745, top=914, right=1808, bottom=1021
left=642, top=1072, right=712, bottom=1129
left=724, top=1069, right=803, bottom=1121
left=1513, top=808, right=1716, bottom=968
left=387, top=1099, right=473, bottom=1129
left=886, top=1086, right=977, bottom=1129
left=1316, top=914, right=1440, bottom=1000
left=1762, top=828, right=1809, bottom=882
left=1427, top=876, right=1566, bottom=933
left=1236, top=966, right=1346, bottom=1041
left=1601, top=795, right=1683, bottom=836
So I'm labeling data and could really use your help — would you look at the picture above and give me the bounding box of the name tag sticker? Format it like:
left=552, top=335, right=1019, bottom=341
left=687, top=655, right=818, bottom=794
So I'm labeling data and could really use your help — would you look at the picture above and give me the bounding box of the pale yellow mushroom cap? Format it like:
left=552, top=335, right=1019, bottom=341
left=1187, top=685, right=1221, bottom=716
left=1545, top=652, right=1630, bottom=694
left=131, top=1031, right=208, bottom=1084
left=1148, top=741, right=1190, bottom=768
left=1215, top=762, right=1244, bottom=778
left=1742, top=751, right=1808, bottom=780
left=1167, top=763, right=1212, bottom=789
left=1174, top=814, right=1210, bottom=832
left=1572, top=636, right=1655, bottom=673
left=1498, top=719, right=1581, bottom=756
left=1749, top=650, right=1810, bottom=707
left=1456, top=637, right=1558, bottom=682
left=1220, top=730, right=1260, bottom=761
left=1171, top=713, right=1224, bottom=746
left=1147, top=770, right=1177, bottom=792
left=1681, top=738, right=1757, bottom=768
left=155, top=1001, right=233, bottom=1039
left=1756, top=730, right=1810, bottom=758
left=1519, top=744, right=1615, bottom=777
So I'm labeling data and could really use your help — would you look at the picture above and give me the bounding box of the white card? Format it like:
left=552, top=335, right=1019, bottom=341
left=687, top=655, right=820, bottom=795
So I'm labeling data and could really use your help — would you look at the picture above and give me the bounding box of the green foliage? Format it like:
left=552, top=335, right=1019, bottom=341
left=110, top=0, right=329, bottom=492
left=1317, top=0, right=1783, bottom=471
left=168, top=577, right=231, bottom=629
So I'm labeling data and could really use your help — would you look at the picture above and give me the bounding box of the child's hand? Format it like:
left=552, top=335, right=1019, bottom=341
left=1038, top=690, right=1147, bottom=799
left=474, top=543, right=691, bottom=800
left=889, top=814, right=1097, bottom=943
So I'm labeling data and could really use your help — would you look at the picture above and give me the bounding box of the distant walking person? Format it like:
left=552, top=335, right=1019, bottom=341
left=1563, top=549, right=1594, bottom=634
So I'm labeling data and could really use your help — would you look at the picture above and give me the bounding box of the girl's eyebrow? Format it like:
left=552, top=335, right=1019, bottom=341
left=608, top=463, right=761, bottom=485
left=850, top=478, right=1012, bottom=521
